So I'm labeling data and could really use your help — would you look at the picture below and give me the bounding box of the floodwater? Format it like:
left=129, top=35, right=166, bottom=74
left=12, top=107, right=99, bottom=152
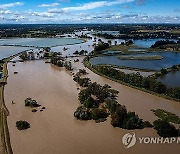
left=157, top=71, right=180, bottom=88
left=4, top=59, right=180, bottom=154
left=73, top=57, right=180, bottom=121
left=0, top=38, right=84, bottom=47
left=133, top=39, right=178, bottom=48
left=0, top=46, right=33, bottom=60
left=90, top=52, right=180, bottom=71
left=133, top=39, right=163, bottom=48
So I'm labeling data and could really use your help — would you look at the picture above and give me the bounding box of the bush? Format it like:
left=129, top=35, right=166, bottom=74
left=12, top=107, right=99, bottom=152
left=73, top=76, right=91, bottom=87
left=73, top=50, right=79, bottom=55
left=91, top=108, right=108, bottom=120
left=123, top=112, right=144, bottom=130
left=153, top=119, right=179, bottom=137
left=110, top=103, right=144, bottom=130
left=160, top=68, right=168, bottom=75
left=78, top=89, right=91, bottom=103
left=16, top=121, right=30, bottom=130
left=74, top=106, right=92, bottom=120
left=25, top=98, right=41, bottom=107
left=94, top=42, right=109, bottom=53
left=83, top=97, right=98, bottom=108
left=143, top=121, right=153, bottom=128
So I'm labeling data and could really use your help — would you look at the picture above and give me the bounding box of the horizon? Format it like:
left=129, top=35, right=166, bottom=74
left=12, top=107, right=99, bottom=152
left=0, top=23, right=180, bottom=25
left=0, top=0, right=180, bottom=24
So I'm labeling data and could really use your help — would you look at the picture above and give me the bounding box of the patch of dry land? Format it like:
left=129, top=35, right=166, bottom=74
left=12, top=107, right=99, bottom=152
left=4, top=58, right=180, bottom=154
left=118, top=55, right=163, bottom=60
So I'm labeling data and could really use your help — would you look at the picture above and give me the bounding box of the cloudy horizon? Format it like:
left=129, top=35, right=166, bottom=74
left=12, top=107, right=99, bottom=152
left=0, top=0, right=180, bottom=24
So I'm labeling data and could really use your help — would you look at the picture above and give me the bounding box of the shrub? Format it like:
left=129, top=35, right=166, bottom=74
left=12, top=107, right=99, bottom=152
left=153, top=119, right=179, bottom=137
left=74, top=106, right=92, bottom=120
left=83, top=97, right=98, bottom=108
left=143, top=121, right=153, bottom=128
left=16, top=121, right=30, bottom=130
left=91, top=108, right=108, bottom=120
left=25, top=98, right=41, bottom=107
left=160, top=68, right=168, bottom=75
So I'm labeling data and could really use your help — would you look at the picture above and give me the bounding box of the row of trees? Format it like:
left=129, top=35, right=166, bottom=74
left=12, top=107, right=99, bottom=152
left=95, top=66, right=167, bottom=94
left=95, top=65, right=180, bottom=100
left=19, top=51, right=36, bottom=61
left=73, top=50, right=88, bottom=55
left=151, top=40, right=178, bottom=48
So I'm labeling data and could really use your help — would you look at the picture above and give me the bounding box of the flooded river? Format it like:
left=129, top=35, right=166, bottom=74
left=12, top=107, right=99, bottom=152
left=4, top=58, right=180, bottom=154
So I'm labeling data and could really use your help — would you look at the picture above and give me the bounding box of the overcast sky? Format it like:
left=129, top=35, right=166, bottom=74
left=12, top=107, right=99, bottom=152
left=0, top=0, right=180, bottom=24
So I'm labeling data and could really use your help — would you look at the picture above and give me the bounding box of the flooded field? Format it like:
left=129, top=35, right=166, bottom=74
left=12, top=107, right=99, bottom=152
left=90, top=52, right=180, bottom=71
left=4, top=59, right=180, bottom=154
left=0, top=46, right=33, bottom=60
left=157, top=71, right=180, bottom=88
left=0, top=38, right=84, bottom=47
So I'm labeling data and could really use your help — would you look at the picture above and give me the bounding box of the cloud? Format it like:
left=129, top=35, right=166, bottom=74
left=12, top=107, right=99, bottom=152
left=62, top=0, right=135, bottom=11
left=0, top=2, right=24, bottom=9
left=0, top=10, right=12, bottom=15
left=30, top=12, right=54, bottom=18
left=58, top=0, right=70, bottom=2
left=174, top=9, right=180, bottom=12
left=135, top=0, right=147, bottom=5
left=48, top=8, right=65, bottom=14
left=38, top=3, right=60, bottom=8
left=120, top=4, right=133, bottom=9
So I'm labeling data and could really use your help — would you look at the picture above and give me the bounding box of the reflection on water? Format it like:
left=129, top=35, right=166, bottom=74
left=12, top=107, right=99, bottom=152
left=133, top=39, right=178, bottom=48
left=157, top=71, right=180, bottom=88
left=133, top=39, right=163, bottom=48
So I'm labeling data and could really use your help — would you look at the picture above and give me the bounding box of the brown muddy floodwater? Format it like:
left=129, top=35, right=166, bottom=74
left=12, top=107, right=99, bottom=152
left=4, top=59, right=180, bottom=154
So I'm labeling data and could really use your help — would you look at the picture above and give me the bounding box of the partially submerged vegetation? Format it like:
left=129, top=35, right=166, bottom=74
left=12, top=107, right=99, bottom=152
left=19, top=51, right=36, bottom=61
left=84, top=56, right=180, bottom=101
left=73, top=50, right=88, bottom=56
left=153, top=119, right=179, bottom=137
left=81, top=58, right=180, bottom=136
left=152, top=109, right=180, bottom=124
left=16, top=121, right=30, bottom=130
left=73, top=70, right=152, bottom=130
left=25, top=98, right=41, bottom=107
left=151, top=40, right=180, bottom=51
left=94, top=65, right=167, bottom=94
left=50, top=53, right=73, bottom=71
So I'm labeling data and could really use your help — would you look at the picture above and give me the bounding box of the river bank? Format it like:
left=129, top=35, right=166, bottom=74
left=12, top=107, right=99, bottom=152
left=0, top=53, right=23, bottom=154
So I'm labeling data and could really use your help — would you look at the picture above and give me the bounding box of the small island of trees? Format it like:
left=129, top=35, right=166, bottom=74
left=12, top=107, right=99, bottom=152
left=25, top=98, right=41, bottom=107
left=16, top=121, right=30, bottom=130
left=73, top=69, right=152, bottom=129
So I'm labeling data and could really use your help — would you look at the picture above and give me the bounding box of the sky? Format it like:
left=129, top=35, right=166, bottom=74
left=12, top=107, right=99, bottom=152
left=0, top=0, right=180, bottom=24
